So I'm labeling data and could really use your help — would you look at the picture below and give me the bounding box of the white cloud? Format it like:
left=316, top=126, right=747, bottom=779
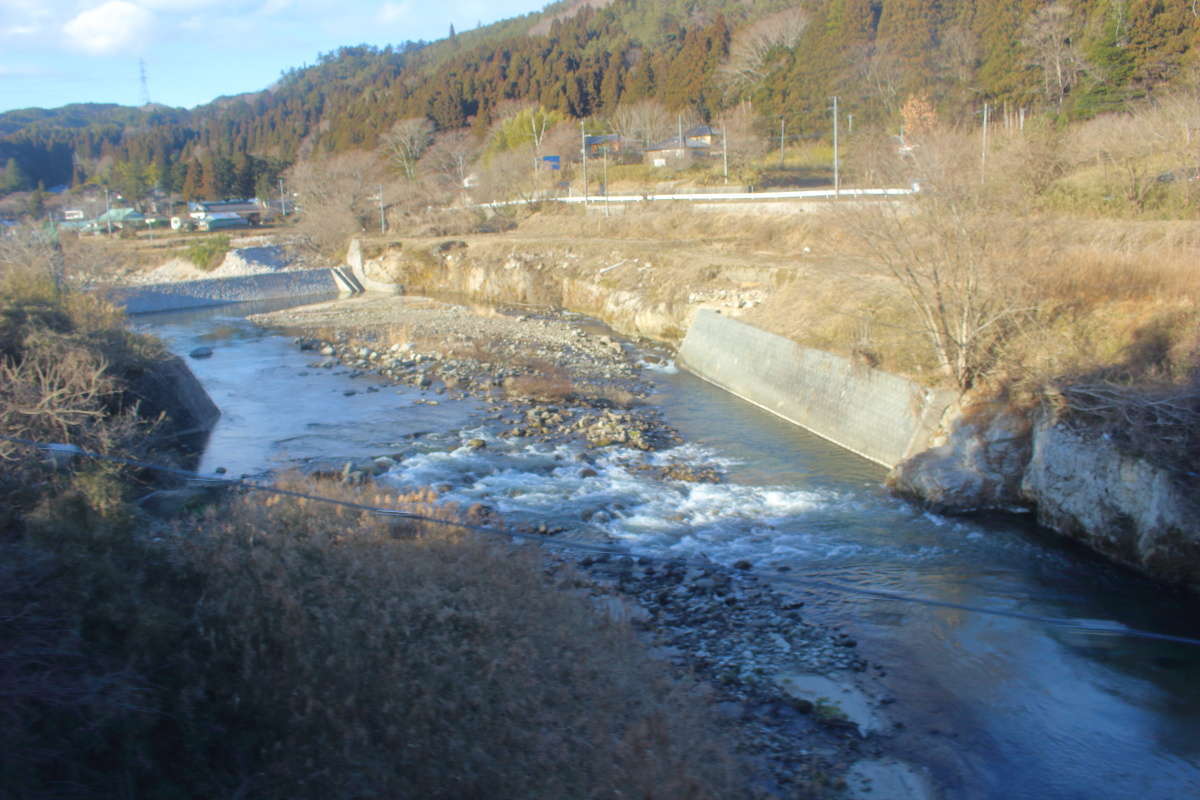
left=377, top=1, right=412, bottom=25
left=140, top=0, right=222, bottom=9
left=62, top=1, right=153, bottom=55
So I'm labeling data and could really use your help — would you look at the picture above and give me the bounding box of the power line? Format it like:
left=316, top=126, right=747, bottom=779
left=5, top=434, right=1199, bottom=648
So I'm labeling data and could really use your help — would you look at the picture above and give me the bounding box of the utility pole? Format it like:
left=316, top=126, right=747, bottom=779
left=722, top=123, right=728, bottom=183
left=378, top=184, right=385, bottom=233
left=779, top=117, right=785, bottom=168
left=677, top=114, right=684, bottom=167
left=581, top=120, right=588, bottom=204
left=981, top=102, right=990, bottom=184
left=104, top=187, right=112, bottom=235
left=603, top=146, right=609, bottom=217
left=278, top=178, right=286, bottom=217
left=832, top=96, right=840, bottom=197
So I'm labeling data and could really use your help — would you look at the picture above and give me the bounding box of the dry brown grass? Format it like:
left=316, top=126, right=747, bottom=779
left=8, top=471, right=745, bottom=798
left=503, top=359, right=576, bottom=402
left=167, top=478, right=743, bottom=798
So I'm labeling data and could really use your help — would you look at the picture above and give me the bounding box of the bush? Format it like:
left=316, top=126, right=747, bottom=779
left=183, top=235, right=230, bottom=271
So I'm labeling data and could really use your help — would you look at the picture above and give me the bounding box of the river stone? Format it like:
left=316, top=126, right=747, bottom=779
left=188, top=346, right=214, bottom=359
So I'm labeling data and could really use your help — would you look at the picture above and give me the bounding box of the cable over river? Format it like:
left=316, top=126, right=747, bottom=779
left=141, top=298, right=1200, bottom=800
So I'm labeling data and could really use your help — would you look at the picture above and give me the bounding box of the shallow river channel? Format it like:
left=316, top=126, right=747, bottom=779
left=140, top=298, right=1200, bottom=800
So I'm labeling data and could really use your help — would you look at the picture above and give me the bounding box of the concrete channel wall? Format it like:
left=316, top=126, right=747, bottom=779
left=110, top=269, right=346, bottom=315
left=678, top=309, right=955, bottom=468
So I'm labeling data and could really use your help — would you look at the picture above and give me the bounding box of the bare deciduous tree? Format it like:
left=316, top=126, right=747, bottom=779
left=717, top=8, right=808, bottom=99
left=1070, top=106, right=1175, bottom=212
left=382, top=117, right=434, bottom=181
left=1022, top=2, right=1089, bottom=108
left=609, top=99, right=674, bottom=151
left=421, top=129, right=480, bottom=201
left=839, top=131, right=1038, bottom=389
left=715, top=102, right=767, bottom=185
left=287, top=151, right=383, bottom=257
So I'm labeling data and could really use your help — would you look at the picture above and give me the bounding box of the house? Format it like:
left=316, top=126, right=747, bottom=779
left=644, top=125, right=722, bottom=167
left=87, top=207, right=145, bottom=231
left=188, top=199, right=264, bottom=227
left=195, top=212, right=249, bottom=232
left=584, top=134, right=624, bottom=156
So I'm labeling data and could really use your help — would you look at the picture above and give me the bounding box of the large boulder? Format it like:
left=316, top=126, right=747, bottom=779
left=129, top=354, right=221, bottom=440
left=887, top=403, right=1032, bottom=512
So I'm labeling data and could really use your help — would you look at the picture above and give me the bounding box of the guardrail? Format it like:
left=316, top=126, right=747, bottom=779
left=483, top=186, right=918, bottom=208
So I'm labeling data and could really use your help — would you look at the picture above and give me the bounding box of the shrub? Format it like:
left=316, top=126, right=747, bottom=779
left=183, top=235, right=230, bottom=271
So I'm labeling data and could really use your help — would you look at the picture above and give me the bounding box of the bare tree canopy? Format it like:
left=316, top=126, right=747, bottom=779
left=1022, top=2, right=1089, bottom=107
left=382, top=118, right=434, bottom=181
left=717, top=8, right=808, bottom=99
left=288, top=151, right=384, bottom=257
left=608, top=99, right=674, bottom=150
left=840, top=130, right=1038, bottom=390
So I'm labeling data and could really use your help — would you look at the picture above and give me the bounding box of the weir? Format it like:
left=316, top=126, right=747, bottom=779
left=107, top=268, right=347, bottom=315
left=677, top=308, right=955, bottom=468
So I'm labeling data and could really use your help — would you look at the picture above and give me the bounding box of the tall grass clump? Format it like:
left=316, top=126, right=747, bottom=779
left=183, top=234, right=230, bottom=271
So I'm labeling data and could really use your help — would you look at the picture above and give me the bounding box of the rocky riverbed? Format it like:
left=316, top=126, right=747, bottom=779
left=248, top=294, right=928, bottom=799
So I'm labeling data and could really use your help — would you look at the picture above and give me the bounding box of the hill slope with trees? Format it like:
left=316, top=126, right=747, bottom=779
left=1, top=0, right=1196, bottom=201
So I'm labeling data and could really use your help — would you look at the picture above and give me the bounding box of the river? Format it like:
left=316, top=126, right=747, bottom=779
left=139, top=298, right=1200, bottom=800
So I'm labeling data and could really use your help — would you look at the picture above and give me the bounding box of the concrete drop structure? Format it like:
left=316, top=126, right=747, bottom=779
left=109, top=268, right=346, bottom=315
left=678, top=308, right=1199, bottom=591
left=677, top=309, right=955, bottom=468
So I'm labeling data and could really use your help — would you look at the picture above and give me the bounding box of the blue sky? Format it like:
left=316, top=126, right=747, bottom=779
left=0, top=0, right=550, bottom=113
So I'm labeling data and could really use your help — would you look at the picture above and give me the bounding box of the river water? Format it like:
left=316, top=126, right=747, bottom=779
left=140, top=299, right=1200, bottom=800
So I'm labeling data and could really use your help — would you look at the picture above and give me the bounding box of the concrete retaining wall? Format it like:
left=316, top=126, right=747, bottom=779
left=678, top=309, right=954, bottom=468
left=110, top=269, right=344, bottom=315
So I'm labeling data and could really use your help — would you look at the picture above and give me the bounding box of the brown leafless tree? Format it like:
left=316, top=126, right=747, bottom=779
left=714, top=102, right=768, bottom=185
left=717, top=8, right=808, bottom=100
left=382, top=117, right=434, bottom=181
left=609, top=99, right=675, bottom=151
left=421, top=129, right=480, bottom=202
left=839, top=131, right=1038, bottom=390
left=288, top=151, right=383, bottom=257
left=1022, top=2, right=1089, bottom=108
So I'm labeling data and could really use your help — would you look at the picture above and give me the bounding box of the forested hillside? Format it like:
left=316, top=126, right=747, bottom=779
left=1, top=0, right=1196, bottom=200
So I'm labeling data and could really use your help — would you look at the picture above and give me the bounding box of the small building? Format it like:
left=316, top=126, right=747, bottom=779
left=196, top=212, right=249, bottom=232
left=584, top=134, right=624, bottom=156
left=188, top=199, right=264, bottom=226
left=644, top=125, right=722, bottom=168
left=87, top=208, right=145, bottom=231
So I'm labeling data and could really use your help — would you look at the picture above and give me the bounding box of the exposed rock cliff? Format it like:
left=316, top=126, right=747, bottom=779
left=1022, top=421, right=1200, bottom=592
left=890, top=404, right=1199, bottom=591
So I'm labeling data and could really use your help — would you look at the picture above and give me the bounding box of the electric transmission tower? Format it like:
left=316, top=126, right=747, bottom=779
left=139, top=59, right=151, bottom=106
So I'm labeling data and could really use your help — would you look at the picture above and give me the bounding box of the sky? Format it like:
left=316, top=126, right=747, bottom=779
left=0, top=0, right=550, bottom=113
